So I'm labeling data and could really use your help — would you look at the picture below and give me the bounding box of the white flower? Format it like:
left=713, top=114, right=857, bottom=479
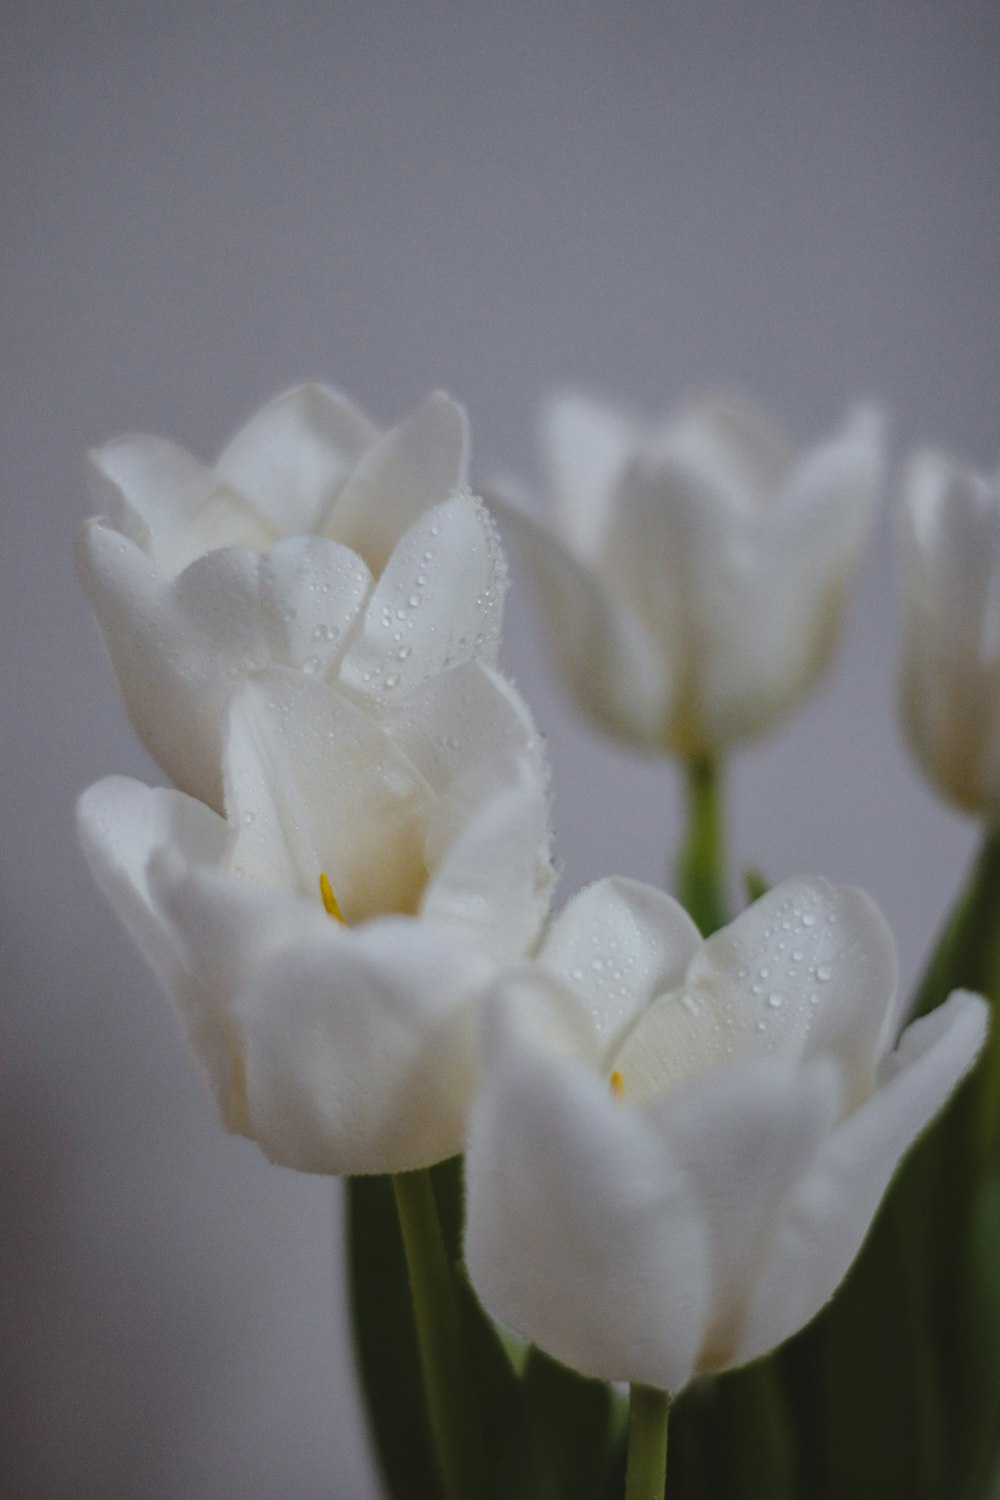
left=77, top=661, right=553, bottom=1176
left=490, top=395, right=883, bottom=754
left=465, top=877, right=985, bottom=1392
left=899, top=450, right=1000, bottom=820
left=79, top=386, right=507, bottom=809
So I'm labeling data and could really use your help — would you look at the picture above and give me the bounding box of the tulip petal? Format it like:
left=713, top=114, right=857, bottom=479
left=76, top=775, right=230, bottom=988
left=900, top=453, right=1000, bottom=816
left=421, top=756, right=553, bottom=959
left=328, top=392, right=469, bottom=574
left=732, top=990, right=988, bottom=1367
left=77, top=521, right=234, bottom=808
left=647, top=1055, right=842, bottom=1371
left=337, top=494, right=505, bottom=709
left=486, top=490, right=673, bottom=749
left=215, top=384, right=377, bottom=535
left=255, top=534, right=373, bottom=674
left=611, top=880, right=898, bottom=1104
left=86, top=435, right=276, bottom=579
left=465, top=1026, right=710, bottom=1391
left=382, top=661, right=543, bottom=792
left=657, top=397, right=793, bottom=511
left=543, top=394, right=636, bottom=561
left=223, top=670, right=433, bottom=922
left=234, top=918, right=494, bottom=1174
left=537, top=877, right=702, bottom=1059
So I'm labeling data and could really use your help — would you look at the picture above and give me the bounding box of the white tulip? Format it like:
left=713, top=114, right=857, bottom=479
left=899, top=450, right=1000, bottom=819
left=77, top=661, right=554, bottom=1176
left=490, top=396, right=883, bottom=754
left=465, top=877, right=985, bottom=1392
left=79, top=386, right=507, bottom=809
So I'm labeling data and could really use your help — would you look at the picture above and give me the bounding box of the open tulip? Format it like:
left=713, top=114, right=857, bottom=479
left=465, top=876, right=985, bottom=1392
left=79, top=386, right=506, bottom=809
left=899, top=450, right=1000, bottom=820
left=489, top=395, right=883, bottom=755
left=77, top=661, right=553, bottom=1175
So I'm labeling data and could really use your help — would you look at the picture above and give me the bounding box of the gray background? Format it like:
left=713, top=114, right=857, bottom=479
left=3, top=3, right=998, bottom=1495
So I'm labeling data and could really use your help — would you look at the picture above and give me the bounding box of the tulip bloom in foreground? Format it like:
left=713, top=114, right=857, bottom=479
left=465, top=877, right=985, bottom=1393
left=900, top=449, right=1000, bottom=821
left=79, top=386, right=505, bottom=809
left=78, top=661, right=553, bottom=1175
left=492, top=396, right=883, bottom=755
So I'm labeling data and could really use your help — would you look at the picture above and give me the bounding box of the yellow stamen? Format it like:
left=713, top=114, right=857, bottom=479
left=319, top=871, right=345, bottom=923
left=609, top=1069, right=625, bottom=1100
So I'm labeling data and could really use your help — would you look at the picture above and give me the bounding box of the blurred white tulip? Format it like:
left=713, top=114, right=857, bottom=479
left=490, top=395, right=883, bottom=755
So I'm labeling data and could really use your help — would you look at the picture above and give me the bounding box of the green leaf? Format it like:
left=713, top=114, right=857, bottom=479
left=347, top=1173, right=445, bottom=1500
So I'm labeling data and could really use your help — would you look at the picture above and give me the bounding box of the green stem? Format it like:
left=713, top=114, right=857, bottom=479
left=676, top=753, right=729, bottom=935
left=392, top=1169, right=483, bottom=1500
left=626, top=1384, right=671, bottom=1500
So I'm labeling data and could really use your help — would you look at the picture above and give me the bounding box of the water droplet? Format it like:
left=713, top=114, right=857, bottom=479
left=802, top=913, right=816, bottom=927
left=767, top=992, right=784, bottom=1009
left=816, top=965, right=832, bottom=982
left=792, top=951, right=804, bottom=962
left=384, top=673, right=400, bottom=690
left=682, top=994, right=699, bottom=1016
left=408, top=595, right=420, bottom=608
left=243, top=811, right=255, bottom=825
left=398, top=645, right=412, bottom=660
left=303, top=656, right=321, bottom=674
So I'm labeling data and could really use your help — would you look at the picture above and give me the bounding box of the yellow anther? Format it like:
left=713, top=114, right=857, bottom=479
left=319, top=871, right=345, bottom=923
left=609, top=1069, right=625, bottom=1100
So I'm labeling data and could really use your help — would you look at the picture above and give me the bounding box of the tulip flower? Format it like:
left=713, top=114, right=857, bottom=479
left=465, top=877, right=985, bottom=1394
left=77, top=661, right=553, bottom=1175
left=899, top=450, right=1000, bottom=821
left=490, top=395, right=883, bottom=756
left=79, top=386, right=506, bottom=809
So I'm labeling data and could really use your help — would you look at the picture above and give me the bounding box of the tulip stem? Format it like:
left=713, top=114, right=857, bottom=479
left=677, top=753, right=729, bottom=935
left=626, top=1383, right=671, bottom=1500
left=392, top=1169, right=482, bottom=1500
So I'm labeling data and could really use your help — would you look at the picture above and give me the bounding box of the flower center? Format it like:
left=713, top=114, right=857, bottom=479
left=319, top=871, right=346, bottom=923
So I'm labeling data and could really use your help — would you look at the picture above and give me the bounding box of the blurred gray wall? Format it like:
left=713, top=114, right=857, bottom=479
left=3, top=2, right=998, bottom=1495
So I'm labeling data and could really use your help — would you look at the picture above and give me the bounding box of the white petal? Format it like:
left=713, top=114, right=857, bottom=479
left=543, top=393, right=636, bottom=561
left=215, top=384, right=378, bottom=534
left=337, top=494, right=505, bottom=709
left=421, top=756, right=553, bottom=960
left=381, top=661, right=543, bottom=796
left=234, top=918, right=495, bottom=1174
left=86, top=435, right=276, bottom=578
left=76, top=780, right=252, bottom=1129
left=256, top=535, right=373, bottom=674
left=733, top=990, right=988, bottom=1367
left=658, top=396, right=793, bottom=510
left=485, top=489, right=673, bottom=748
left=328, top=393, right=469, bottom=574
left=538, top=878, right=701, bottom=1060
left=648, top=1055, right=842, bottom=1372
left=899, top=453, right=1000, bottom=817
left=77, top=521, right=237, bottom=808
left=465, top=1034, right=710, bottom=1392
left=76, top=776, right=229, bottom=988
left=611, top=880, right=898, bottom=1105
left=223, top=670, right=433, bottom=922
